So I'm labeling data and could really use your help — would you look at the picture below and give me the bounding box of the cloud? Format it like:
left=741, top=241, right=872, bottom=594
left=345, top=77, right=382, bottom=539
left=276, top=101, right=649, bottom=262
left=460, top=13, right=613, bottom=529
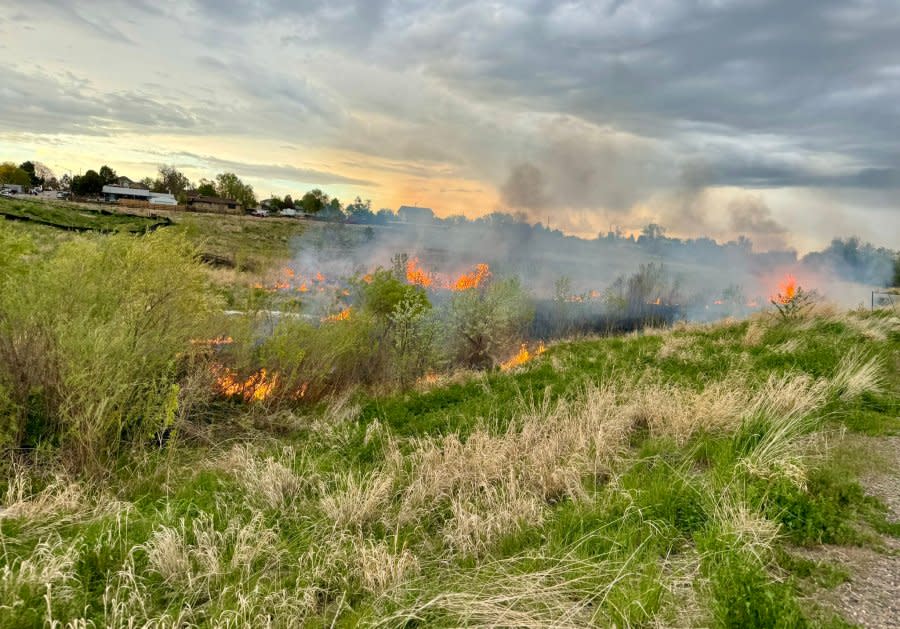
left=2, top=0, right=899, bottom=248
left=165, top=151, right=377, bottom=187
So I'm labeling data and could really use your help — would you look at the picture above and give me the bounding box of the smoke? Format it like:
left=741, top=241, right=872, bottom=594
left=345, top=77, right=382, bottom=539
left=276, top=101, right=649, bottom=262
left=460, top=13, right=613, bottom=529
left=499, top=117, right=665, bottom=223
left=727, top=194, right=789, bottom=251
left=501, top=162, right=549, bottom=209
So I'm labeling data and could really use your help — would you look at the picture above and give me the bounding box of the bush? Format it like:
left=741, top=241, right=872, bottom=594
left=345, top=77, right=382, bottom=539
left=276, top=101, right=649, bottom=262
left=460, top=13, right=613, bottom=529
left=0, top=228, right=218, bottom=470
left=443, top=277, right=533, bottom=368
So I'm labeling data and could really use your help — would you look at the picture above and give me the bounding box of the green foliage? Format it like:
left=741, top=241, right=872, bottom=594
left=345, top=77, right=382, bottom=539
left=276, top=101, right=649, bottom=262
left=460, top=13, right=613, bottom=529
left=0, top=228, right=218, bottom=469
left=444, top=277, right=534, bottom=367
left=359, top=269, right=428, bottom=318
left=699, top=531, right=807, bottom=628
left=0, top=161, right=31, bottom=188
left=215, top=172, right=256, bottom=209
left=70, top=169, right=104, bottom=196
left=0, top=196, right=169, bottom=233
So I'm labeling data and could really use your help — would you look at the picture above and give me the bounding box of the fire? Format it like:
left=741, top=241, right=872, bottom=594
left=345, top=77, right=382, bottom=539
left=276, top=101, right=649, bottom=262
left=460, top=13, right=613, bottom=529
left=297, top=282, right=309, bottom=292
left=772, top=275, right=798, bottom=305
left=406, top=257, right=434, bottom=287
left=451, top=263, right=491, bottom=291
left=500, top=341, right=546, bottom=371
left=213, top=365, right=278, bottom=402
left=323, top=307, right=352, bottom=322
left=315, top=272, right=325, bottom=283
left=283, top=267, right=295, bottom=278
left=191, top=336, right=234, bottom=346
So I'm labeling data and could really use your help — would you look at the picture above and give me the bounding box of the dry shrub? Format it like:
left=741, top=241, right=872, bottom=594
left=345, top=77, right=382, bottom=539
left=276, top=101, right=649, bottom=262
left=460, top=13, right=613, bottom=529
left=321, top=471, right=395, bottom=530
left=144, top=513, right=278, bottom=594
left=353, top=538, right=420, bottom=595
left=217, top=444, right=309, bottom=510
left=656, top=334, right=700, bottom=361
left=444, top=483, right=545, bottom=555
left=743, top=320, right=767, bottom=347
left=830, top=348, right=882, bottom=400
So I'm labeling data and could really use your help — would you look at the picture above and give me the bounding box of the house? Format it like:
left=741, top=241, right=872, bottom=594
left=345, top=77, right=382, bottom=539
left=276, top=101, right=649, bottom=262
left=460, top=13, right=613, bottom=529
left=397, top=205, right=435, bottom=224
left=184, top=194, right=243, bottom=215
left=102, top=185, right=176, bottom=206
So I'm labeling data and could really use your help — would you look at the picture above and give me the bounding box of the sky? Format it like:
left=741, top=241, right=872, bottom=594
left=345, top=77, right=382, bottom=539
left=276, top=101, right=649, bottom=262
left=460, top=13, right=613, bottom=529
left=1, top=0, right=899, bottom=252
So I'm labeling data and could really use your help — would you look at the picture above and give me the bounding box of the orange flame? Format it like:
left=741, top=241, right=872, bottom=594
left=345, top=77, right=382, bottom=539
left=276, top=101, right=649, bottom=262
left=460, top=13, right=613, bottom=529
left=772, top=275, right=798, bottom=305
left=451, top=263, right=491, bottom=291
left=500, top=342, right=546, bottom=371
left=191, top=336, right=234, bottom=346
left=323, top=307, right=352, bottom=322
left=406, top=257, right=434, bottom=287
left=213, top=365, right=278, bottom=402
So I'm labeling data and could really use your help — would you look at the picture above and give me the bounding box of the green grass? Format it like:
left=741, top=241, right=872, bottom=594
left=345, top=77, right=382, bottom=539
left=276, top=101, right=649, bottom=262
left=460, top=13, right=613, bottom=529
left=1, top=299, right=898, bottom=625
left=0, top=196, right=169, bottom=233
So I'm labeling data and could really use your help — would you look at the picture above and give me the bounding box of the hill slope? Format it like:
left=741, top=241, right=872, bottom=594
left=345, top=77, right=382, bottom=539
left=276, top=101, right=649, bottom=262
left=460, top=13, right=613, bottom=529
left=1, top=310, right=898, bottom=627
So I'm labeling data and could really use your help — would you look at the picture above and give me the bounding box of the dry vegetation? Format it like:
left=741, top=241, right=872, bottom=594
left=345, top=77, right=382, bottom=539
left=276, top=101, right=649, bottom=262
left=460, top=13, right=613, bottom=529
left=1, top=220, right=899, bottom=627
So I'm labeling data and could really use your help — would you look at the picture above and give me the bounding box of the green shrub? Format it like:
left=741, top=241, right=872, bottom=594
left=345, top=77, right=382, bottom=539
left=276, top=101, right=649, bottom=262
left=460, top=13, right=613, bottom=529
left=698, top=530, right=807, bottom=628
left=443, top=277, right=533, bottom=368
left=0, top=229, right=218, bottom=470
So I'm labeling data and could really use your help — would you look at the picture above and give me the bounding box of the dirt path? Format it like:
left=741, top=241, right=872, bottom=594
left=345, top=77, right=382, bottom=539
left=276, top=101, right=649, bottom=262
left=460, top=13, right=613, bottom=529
left=805, top=437, right=900, bottom=628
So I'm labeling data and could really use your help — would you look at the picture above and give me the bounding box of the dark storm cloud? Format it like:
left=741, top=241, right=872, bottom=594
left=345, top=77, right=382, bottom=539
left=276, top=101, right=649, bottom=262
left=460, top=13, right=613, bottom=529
left=185, top=0, right=900, bottom=193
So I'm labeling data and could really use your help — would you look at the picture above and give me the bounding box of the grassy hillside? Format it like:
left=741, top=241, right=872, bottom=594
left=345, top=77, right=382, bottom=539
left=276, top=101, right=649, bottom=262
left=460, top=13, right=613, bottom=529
left=0, top=196, right=169, bottom=233
left=2, top=306, right=897, bottom=627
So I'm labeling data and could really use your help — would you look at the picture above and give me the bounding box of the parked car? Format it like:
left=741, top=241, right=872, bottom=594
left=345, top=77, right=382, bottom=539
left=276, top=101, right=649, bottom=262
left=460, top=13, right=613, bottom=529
left=251, top=208, right=269, bottom=217
left=56, top=191, right=70, bottom=199
left=0, top=189, right=15, bottom=197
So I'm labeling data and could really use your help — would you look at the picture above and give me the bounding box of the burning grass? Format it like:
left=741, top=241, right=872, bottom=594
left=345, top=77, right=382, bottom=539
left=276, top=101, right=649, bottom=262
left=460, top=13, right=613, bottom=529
left=1, top=308, right=897, bottom=627
left=1, top=219, right=898, bottom=627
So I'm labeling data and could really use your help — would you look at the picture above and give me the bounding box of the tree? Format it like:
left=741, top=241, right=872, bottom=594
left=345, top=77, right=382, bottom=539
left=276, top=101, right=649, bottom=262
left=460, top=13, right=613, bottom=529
left=300, top=188, right=329, bottom=214
left=153, top=165, right=191, bottom=202
left=18, top=161, right=44, bottom=187
left=195, top=179, right=216, bottom=197
left=70, top=170, right=104, bottom=196
left=346, top=197, right=374, bottom=223
left=99, top=165, right=118, bottom=185
left=0, top=162, right=31, bottom=188
left=215, top=172, right=256, bottom=209
left=641, top=223, right=666, bottom=240
left=283, top=194, right=294, bottom=209
left=320, top=197, right=344, bottom=221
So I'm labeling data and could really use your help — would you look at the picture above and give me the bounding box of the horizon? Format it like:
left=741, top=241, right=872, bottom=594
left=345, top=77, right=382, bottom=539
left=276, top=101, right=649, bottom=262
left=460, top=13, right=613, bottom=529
left=2, top=2, right=899, bottom=252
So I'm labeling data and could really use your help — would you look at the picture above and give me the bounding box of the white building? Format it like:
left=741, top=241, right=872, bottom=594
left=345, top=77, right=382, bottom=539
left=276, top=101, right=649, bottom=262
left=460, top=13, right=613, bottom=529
left=102, top=185, right=176, bottom=206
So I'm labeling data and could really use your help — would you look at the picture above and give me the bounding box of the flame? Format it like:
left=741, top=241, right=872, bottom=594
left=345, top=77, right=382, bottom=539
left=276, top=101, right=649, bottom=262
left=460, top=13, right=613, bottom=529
left=323, top=307, right=352, bottom=322
left=362, top=273, right=374, bottom=284
left=315, top=272, right=325, bottom=283
left=713, top=299, right=724, bottom=305
left=283, top=267, right=295, bottom=278
left=213, top=365, right=278, bottom=402
left=297, top=283, right=309, bottom=292
left=191, top=335, right=234, bottom=346
left=406, top=257, right=434, bottom=287
left=451, top=263, right=491, bottom=291
left=772, top=275, right=798, bottom=305
left=500, top=342, right=546, bottom=371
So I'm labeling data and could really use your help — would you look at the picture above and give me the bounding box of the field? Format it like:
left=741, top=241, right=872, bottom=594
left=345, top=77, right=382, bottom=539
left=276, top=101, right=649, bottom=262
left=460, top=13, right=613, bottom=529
left=0, top=196, right=170, bottom=234
left=0, top=205, right=898, bottom=627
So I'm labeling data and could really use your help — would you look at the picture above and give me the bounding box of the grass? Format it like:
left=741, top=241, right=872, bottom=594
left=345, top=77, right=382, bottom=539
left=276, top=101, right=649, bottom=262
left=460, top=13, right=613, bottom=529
left=1, top=306, right=897, bottom=627
left=0, top=196, right=169, bottom=233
